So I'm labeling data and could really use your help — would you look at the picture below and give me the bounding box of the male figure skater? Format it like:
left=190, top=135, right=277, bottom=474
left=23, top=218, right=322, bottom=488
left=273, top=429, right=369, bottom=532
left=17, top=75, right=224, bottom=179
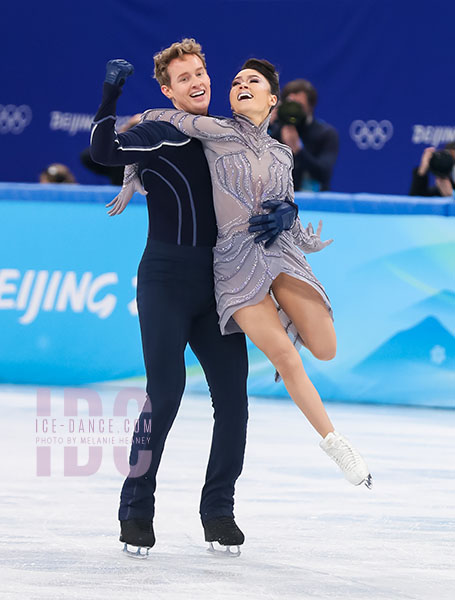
left=90, top=39, right=297, bottom=555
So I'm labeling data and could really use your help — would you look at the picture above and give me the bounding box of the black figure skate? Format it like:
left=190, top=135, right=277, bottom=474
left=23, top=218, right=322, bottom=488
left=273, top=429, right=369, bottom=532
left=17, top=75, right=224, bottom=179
left=120, top=519, right=155, bottom=558
left=203, top=516, right=245, bottom=557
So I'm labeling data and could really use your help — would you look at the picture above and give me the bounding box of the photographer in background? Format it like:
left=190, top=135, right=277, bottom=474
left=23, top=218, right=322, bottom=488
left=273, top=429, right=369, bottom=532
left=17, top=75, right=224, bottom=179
left=269, top=79, right=339, bottom=191
left=409, top=143, right=455, bottom=197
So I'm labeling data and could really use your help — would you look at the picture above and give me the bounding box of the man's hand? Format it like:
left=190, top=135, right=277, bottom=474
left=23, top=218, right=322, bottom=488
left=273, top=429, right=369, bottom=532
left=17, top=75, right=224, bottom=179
left=105, top=59, right=134, bottom=87
left=417, top=146, right=435, bottom=176
left=248, top=200, right=298, bottom=248
left=435, top=176, right=454, bottom=197
left=280, top=125, right=303, bottom=154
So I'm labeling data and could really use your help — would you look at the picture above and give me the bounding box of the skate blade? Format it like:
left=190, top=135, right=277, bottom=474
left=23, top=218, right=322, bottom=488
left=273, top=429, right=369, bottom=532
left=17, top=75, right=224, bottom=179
left=207, top=542, right=241, bottom=557
left=364, top=474, right=373, bottom=489
left=122, top=542, right=151, bottom=559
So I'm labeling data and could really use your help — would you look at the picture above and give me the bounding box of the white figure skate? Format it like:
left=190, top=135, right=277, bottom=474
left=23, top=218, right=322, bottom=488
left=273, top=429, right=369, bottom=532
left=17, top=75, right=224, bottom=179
left=320, top=431, right=373, bottom=488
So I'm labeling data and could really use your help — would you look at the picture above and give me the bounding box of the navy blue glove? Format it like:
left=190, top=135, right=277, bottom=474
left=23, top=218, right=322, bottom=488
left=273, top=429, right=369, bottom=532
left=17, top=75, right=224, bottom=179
left=104, top=59, right=134, bottom=87
left=248, top=200, right=298, bottom=248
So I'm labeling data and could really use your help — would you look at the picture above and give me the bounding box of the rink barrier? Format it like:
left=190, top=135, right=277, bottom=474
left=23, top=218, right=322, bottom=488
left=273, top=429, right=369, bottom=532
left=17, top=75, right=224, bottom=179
left=1, top=182, right=454, bottom=215
left=1, top=183, right=454, bottom=408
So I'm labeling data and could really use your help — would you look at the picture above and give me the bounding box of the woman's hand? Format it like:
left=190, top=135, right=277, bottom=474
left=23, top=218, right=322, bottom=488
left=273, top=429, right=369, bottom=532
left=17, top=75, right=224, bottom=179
left=302, top=220, right=333, bottom=253
left=105, top=164, right=146, bottom=216
left=106, top=192, right=130, bottom=216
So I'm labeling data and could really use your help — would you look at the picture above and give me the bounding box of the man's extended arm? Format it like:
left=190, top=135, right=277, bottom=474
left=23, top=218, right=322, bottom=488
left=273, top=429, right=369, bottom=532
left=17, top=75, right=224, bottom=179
left=90, top=84, right=190, bottom=166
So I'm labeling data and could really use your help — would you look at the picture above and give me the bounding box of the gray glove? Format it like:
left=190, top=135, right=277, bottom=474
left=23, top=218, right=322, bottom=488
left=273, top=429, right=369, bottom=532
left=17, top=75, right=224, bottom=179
left=298, top=220, right=333, bottom=253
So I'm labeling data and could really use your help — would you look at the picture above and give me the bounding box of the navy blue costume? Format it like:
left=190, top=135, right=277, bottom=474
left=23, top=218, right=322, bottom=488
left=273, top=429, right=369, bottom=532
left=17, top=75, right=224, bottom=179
left=91, top=83, right=249, bottom=523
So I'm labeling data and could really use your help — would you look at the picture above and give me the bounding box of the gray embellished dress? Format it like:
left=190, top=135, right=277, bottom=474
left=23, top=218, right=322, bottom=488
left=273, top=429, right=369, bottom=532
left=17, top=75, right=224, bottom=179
left=143, top=109, right=333, bottom=344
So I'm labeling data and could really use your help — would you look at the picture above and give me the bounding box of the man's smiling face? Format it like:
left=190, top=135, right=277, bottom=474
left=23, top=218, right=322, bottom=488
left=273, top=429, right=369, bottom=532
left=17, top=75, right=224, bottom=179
left=161, top=54, right=211, bottom=115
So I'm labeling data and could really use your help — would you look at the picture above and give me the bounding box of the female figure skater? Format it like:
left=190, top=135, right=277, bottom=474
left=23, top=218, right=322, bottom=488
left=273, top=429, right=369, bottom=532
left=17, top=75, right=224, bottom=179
left=113, top=58, right=372, bottom=488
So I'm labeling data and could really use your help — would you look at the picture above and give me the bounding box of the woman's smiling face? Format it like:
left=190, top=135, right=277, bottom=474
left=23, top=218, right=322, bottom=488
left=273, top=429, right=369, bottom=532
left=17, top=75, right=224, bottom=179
left=229, top=68, right=277, bottom=124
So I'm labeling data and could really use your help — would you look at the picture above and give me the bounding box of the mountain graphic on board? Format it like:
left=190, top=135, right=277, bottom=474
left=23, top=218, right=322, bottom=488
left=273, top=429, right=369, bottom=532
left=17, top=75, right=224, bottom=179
left=412, top=289, right=455, bottom=310
left=398, top=289, right=455, bottom=328
left=354, top=316, right=455, bottom=374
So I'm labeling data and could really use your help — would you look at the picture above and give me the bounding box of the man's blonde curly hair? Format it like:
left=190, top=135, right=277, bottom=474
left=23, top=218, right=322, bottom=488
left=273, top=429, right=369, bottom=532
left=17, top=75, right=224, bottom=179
left=153, top=38, right=207, bottom=87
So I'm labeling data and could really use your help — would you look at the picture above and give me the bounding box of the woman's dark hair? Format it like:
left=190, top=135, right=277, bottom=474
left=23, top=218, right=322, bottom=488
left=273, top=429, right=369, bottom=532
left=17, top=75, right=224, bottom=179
left=240, top=58, right=280, bottom=102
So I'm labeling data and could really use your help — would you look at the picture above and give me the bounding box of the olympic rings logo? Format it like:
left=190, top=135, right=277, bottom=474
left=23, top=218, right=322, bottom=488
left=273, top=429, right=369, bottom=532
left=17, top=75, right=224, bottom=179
left=0, top=104, right=32, bottom=135
left=349, top=119, right=393, bottom=150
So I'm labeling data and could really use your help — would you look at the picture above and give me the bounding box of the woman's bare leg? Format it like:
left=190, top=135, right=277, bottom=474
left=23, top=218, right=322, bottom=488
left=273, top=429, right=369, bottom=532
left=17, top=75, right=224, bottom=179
left=234, top=291, right=372, bottom=487
left=233, top=295, right=334, bottom=437
left=271, top=273, right=336, bottom=362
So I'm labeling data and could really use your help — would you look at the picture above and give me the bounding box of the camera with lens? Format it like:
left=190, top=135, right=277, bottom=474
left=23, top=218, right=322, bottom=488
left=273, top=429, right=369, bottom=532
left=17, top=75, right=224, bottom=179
left=429, top=150, right=455, bottom=178
left=277, top=100, right=307, bottom=128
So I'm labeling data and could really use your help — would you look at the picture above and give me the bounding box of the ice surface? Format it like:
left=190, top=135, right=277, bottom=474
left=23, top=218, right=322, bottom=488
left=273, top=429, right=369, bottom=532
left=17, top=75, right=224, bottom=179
left=0, top=384, right=454, bottom=600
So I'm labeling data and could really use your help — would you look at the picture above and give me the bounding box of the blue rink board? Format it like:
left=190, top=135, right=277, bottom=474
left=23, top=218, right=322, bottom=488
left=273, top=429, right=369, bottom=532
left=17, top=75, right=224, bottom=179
left=1, top=182, right=454, bottom=216
left=1, top=184, right=454, bottom=408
